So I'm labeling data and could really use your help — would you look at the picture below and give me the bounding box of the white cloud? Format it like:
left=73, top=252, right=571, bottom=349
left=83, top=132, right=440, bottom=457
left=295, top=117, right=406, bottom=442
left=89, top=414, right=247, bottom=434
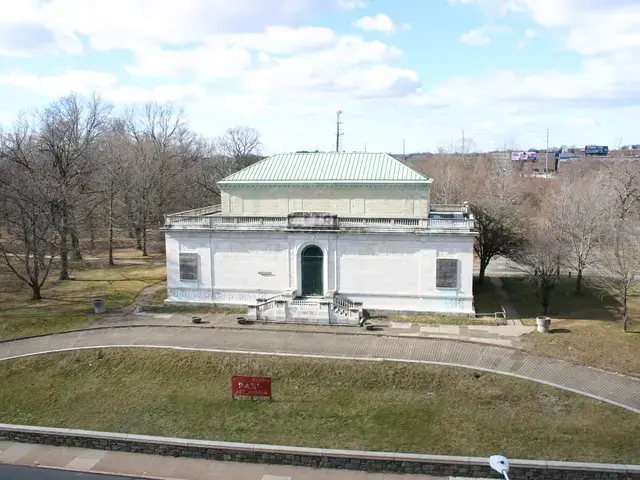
left=339, top=0, right=367, bottom=9
left=105, top=84, right=207, bottom=104
left=524, top=28, right=537, bottom=39
left=0, top=0, right=357, bottom=54
left=353, top=14, right=397, bottom=34
left=453, top=0, right=640, bottom=56
left=460, top=26, right=492, bottom=46
left=128, top=45, right=253, bottom=81
left=0, top=70, right=117, bottom=97
left=242, top=36, right=410, bottom=95
left=459, top=24, right=511, bottom=46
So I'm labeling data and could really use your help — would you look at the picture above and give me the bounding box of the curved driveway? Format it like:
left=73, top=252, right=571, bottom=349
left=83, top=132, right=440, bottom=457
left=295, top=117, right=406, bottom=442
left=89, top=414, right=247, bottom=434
left=1, top=326, right=639, bottom=413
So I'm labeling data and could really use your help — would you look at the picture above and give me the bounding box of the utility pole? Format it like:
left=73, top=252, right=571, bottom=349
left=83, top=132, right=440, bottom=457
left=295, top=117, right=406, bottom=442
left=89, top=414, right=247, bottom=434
left=545, top=128, right=549, bottom=174
left=461, top=130, right=465, bottom=153
left=403, top=138, right=406, bottom=156
left=335, top=110, right=343, bottom=153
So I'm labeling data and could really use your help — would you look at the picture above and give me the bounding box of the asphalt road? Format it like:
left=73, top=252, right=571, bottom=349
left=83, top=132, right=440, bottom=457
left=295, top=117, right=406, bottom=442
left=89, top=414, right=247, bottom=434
left=0, top=465, right=137, bottom=480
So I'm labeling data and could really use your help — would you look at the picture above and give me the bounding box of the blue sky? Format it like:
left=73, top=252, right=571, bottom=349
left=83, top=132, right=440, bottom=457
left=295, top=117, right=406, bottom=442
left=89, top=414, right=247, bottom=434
left=1, top=0, right=639, bottom=153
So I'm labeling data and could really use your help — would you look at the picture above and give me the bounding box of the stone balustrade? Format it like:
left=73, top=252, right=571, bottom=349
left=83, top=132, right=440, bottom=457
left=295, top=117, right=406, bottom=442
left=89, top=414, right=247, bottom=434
left=163, top=212, right=474, bottom=232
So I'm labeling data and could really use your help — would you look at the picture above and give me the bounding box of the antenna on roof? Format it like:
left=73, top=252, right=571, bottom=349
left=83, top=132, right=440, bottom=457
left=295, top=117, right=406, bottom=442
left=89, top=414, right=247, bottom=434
left=336, top=110, right=344, bottom=153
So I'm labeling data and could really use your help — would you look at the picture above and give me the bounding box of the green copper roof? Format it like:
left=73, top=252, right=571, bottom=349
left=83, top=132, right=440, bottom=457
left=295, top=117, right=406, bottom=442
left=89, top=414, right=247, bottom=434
left=218, top=152, right=432, bottom=185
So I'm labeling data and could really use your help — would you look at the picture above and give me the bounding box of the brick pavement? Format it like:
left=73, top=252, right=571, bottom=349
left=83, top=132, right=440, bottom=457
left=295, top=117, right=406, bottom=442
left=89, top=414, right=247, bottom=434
left=0, top=326, right=638, bottom=412
left=0, top=441, right=450, bottom=479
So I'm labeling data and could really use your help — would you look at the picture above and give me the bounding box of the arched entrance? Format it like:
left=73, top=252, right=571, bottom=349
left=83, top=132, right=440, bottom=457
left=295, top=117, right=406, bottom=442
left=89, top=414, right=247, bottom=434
left=301, top=245, right=324, bottom=296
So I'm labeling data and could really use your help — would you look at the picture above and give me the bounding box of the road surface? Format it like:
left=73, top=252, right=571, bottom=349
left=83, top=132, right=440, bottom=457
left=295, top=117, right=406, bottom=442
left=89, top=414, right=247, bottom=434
left=0, top=464, right=136, bottom=479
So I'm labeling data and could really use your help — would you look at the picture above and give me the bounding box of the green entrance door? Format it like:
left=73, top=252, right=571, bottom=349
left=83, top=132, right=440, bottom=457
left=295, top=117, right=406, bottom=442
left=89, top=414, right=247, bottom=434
left=301, top=245, right=324, bottom=296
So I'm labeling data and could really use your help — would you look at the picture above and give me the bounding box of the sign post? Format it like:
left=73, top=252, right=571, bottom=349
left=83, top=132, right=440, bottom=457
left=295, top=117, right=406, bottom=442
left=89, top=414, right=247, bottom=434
left=232, top=376, right=272, bottom=402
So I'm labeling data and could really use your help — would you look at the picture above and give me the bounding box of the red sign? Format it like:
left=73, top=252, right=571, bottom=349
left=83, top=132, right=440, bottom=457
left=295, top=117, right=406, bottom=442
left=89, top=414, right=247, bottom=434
left=232, top=376, right=272, bottom=398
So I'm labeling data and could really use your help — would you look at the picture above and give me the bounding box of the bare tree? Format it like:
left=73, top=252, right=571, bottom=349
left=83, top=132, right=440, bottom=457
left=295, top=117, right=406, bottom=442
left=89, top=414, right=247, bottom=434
left=100, top=120, right=133, bottom=265
left=216, top=126, right=263, bottom=168
left=473, top=202, right=528, bottom=284
left=37, top=93, right=112, bottom=279
left=472, top=153, right=528, bottom=284
left=591, top=224, right=640, bottom=332
left=0, top=116, right=60, bottom=300
left=514, top=221, right=566, bottom=315
left=124, top=102, right=192, bottom=256
left=548, top=174, right=613, bottom=291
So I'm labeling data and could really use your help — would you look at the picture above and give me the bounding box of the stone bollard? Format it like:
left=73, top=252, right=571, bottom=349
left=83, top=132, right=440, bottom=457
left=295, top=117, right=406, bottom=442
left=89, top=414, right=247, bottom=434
left=536, top=316, right=551, bottom=333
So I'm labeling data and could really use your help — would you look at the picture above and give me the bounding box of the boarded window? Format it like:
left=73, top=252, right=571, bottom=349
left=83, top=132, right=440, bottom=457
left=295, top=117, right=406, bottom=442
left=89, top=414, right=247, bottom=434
left=436, top=259, right=458, bottom=288
left=179, top=253, right=198, bottom=281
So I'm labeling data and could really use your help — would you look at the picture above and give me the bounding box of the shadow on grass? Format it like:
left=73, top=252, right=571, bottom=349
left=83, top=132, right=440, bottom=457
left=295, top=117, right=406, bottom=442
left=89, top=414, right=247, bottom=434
left=501, top=277, right=624, bottom=321
left=549, top=328, right=572, bottom=334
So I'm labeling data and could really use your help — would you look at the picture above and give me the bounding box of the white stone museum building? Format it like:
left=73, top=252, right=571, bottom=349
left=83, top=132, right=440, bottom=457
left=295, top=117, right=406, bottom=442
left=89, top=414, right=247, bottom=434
left=162, top=152, right=477, bottom=324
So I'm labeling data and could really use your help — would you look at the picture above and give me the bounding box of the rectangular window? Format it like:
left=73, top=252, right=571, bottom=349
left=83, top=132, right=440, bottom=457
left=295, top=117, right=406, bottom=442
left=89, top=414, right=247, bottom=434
left=179, top=253, right=198, bottom=281
left=436, top=258, right=458, bottom=289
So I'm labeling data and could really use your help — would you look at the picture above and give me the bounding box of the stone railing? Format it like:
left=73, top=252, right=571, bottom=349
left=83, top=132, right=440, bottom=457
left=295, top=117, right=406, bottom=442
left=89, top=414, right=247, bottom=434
left=168, top=205, right=222, bottom=217
left=430, top=203, right=467, bottom=213
left=164, top=213, right=474, bottom=232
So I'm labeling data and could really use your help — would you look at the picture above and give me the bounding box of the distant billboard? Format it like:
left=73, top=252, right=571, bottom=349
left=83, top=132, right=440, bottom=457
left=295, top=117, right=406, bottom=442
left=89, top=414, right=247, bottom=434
left=511, top=151, right=537, bottom=161
left=585, top=145, right=609, bottom=156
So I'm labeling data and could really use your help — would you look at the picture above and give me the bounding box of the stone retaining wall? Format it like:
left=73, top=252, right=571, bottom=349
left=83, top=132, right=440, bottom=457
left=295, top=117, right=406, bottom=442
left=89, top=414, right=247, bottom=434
left=1, top=424, right=638, bottom=479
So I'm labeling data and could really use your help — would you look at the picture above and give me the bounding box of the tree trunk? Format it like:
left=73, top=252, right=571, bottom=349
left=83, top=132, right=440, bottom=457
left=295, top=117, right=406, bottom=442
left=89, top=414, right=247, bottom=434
left=70, top=229, right=82, bottom=261
left=59, top=212, right=70, bottom=280
left=576, top=268, right=583, bottom=292
left=135, top=227, right=142, bottom=250
left=31, top=283, right=42, bottom=301
left=89, top=216, right=95, bottom=250
left=622, top=298, right=628, bottom=333
left=142, top=213, right=148, bottom=257
left=108, top=191, right=115, bottom=266
left=108, top=218, right=114, bottom=266
left=477, top=258, right=489, bottom=284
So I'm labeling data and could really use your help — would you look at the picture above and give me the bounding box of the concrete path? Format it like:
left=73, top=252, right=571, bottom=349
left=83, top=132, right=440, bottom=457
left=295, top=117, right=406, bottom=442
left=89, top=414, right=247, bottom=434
left=0, top=441, right=447, bottom=479
left=489, top=277, right=522, bottom=325
left=0, top=326, right=638, bottom=413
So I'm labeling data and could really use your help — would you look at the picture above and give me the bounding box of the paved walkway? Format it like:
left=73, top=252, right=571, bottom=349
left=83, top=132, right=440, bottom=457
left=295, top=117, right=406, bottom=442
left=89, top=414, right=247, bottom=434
left=0, top=326, right=638, bottom=413
left=489, top=277, right=522, bottom=325
left=0, top=441, right=451, bottom=479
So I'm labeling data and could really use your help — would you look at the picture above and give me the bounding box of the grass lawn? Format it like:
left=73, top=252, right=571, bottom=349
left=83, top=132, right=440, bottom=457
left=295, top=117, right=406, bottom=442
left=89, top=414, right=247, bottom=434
left=473, top=278, right=502, bottom=314
left=502, top=277, right=640, bottom=376
left=0, top=349, right=638, bottom=464
left=0, top=260, right=166, bottom=341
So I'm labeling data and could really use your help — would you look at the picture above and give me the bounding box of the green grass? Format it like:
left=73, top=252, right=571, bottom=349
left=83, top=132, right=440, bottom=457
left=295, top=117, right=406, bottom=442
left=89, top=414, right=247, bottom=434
left=502, top=277, right=640, bottom=375
left=0, top=349, right=638, bottom=463
left=0, top=263, right=166, bottom=340
left=473, top=278, right=502, bottom=314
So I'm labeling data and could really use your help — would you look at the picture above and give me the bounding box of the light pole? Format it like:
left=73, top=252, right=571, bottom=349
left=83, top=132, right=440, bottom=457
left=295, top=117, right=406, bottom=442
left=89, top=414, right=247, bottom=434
left=490, top=455, right=510, bottom=480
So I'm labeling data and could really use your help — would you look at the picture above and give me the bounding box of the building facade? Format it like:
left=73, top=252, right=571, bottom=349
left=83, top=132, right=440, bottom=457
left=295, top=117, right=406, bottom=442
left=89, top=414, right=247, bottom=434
left=163, top=153, right=477, bottom=324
